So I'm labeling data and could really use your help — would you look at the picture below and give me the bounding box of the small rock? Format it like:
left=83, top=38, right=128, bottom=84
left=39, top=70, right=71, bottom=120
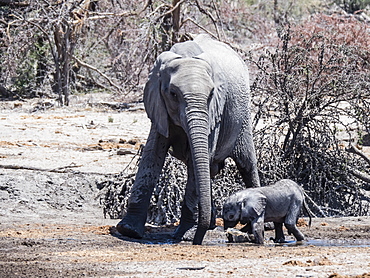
left=226, top=228, right=254, bottom=243
left=117, top=148, right=135, bottom=155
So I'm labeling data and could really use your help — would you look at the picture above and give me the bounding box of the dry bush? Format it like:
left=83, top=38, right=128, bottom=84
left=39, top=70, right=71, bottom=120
left=250, top=14, right=370, bottom=216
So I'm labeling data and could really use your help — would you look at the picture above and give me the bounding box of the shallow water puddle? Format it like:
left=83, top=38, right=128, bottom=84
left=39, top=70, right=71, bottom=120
left=304, top=238, right=370, bottom=247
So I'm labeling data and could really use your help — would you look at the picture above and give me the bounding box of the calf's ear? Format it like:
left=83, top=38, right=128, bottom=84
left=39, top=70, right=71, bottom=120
left=250, top=194, right=267, bottom=217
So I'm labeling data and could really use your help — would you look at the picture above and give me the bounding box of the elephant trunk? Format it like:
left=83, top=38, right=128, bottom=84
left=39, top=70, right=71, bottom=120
left=186, top=109, right=212, bottom=245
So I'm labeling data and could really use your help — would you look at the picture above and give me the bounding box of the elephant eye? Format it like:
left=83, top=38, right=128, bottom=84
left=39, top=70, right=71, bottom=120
left=170, top=91, right=178, bottom=100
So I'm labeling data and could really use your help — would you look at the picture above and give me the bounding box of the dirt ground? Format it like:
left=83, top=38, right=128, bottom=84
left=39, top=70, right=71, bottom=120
left=1, top=95, right=369, bottom=278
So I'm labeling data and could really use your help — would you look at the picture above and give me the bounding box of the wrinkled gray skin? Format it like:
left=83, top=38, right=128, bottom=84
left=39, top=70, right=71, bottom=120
left=223, top=179, right=312, bottom=244
left=116, top=34, right=260, bottom=245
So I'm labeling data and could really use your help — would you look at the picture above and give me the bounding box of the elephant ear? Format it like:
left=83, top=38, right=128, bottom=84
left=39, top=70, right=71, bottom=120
left=144, top=51, right=181, bottom=138
left=244, top=193, right=266, bottom=217
left=194, top=53, right=226, bottom=132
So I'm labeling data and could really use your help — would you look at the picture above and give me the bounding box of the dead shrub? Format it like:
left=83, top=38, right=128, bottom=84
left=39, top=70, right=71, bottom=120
left=250, top=14, right=370, bottom=216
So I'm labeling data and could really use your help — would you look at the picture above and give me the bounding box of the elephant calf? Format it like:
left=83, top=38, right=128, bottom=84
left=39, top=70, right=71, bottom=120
left=223, top=179, right=312, bottom=244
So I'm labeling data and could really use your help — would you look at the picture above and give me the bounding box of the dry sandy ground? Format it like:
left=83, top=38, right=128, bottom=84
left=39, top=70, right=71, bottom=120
left=0, top=95, right=369, bottom=278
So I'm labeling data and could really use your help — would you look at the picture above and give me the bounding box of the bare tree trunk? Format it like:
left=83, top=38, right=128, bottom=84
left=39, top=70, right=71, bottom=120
left=172, top=0, right=181, bottom=44
left=53, top=20, right=74, bottom=106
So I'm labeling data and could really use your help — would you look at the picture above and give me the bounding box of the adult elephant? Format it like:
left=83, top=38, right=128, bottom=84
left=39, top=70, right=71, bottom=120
left=116, top=34, right=260, bottom=245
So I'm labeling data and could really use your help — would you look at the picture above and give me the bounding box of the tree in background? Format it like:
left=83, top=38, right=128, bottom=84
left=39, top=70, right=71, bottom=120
left=0, top=0, right=226, bottom=104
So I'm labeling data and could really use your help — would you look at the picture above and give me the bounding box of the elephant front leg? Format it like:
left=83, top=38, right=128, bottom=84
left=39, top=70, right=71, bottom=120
left=173, top=158, right=198, bottom=240
left=116, top=127, right=169, bottom=239
left=251, top=217, right=265, bottom=244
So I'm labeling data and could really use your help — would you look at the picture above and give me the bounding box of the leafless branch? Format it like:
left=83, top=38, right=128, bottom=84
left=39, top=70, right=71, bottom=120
left=346, top=145, right=370, bottom=166
left=181, top=17, right=217, bottom=39
left=73, top=56, right=122, bottom=93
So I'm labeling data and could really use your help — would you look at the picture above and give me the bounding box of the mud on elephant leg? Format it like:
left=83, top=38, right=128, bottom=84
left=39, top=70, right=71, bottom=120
left=116, top=128, right=169, bottom=239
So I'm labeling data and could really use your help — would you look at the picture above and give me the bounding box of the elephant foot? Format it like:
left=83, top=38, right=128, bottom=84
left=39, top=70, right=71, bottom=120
left=181, top=226, right=198, bottom=242
left=294, top=235, right=305, bottom=242
left=273, top=237, right=286, bottom=243
left=116, top=219, right=145, bottom=239
left=173, top=222, right=196, bottom=241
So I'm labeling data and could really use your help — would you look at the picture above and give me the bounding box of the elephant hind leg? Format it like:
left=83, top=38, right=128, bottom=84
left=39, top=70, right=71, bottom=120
left=173, top=202, right=197, bottom=240
left=284, top=201, right=304, bottom=241
left=284, top=223, right=305, bottom=241
left=236, top=163, right=260, bottom=188
left=273, top=222, right=286, bottom=243
left=232, top=119, right=260, bottom=188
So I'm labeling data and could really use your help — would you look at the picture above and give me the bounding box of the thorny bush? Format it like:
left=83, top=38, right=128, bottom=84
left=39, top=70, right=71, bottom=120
left=250, top=15, right=370, bottom=217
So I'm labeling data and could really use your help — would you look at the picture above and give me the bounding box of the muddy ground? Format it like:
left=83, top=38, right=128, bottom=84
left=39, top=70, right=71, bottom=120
left=0, top=95, right=369, bottom=278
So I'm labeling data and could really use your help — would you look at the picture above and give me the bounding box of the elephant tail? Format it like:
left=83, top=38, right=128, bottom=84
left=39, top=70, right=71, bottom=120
left=302, top=193, right=316, bottom=227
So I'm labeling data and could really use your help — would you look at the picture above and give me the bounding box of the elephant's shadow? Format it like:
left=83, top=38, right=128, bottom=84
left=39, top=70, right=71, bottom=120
left=109, top=225, right=181, bottom=244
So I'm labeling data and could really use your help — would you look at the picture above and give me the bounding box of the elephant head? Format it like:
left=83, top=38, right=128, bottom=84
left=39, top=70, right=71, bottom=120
left=239, top=192, right=266, bottom=224
left=223, top=201, right=242, bottom=230
left=143, top=50, right=225, bottom=244
left=223, top=190, right=267, bottom=230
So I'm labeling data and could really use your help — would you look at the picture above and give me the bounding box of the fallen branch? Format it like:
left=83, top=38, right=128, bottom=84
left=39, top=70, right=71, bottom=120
left=0, top=0, right=29, bottom=7
left=345, top=145, right=370, bottom=184
left=0, top=164, right=115, bottom=176
left=348, top=167, right=370, bottom=184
